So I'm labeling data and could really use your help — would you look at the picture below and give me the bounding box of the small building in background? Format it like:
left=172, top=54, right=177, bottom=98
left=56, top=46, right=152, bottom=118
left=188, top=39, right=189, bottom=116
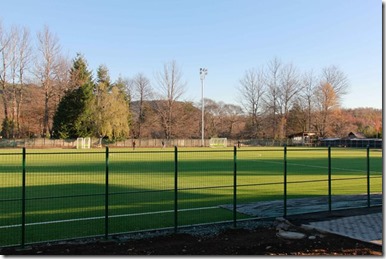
left=288, top=132, right=318, bottom=146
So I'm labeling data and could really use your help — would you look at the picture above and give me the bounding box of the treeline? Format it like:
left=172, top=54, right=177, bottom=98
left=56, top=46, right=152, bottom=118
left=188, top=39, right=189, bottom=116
left=129, top=99, right=382, bottom=140
left=0, top=22, right=382, bottom=140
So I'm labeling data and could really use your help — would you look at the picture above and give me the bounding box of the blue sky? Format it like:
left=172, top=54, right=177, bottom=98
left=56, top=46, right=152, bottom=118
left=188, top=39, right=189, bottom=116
left=1, top=0, right=382, bottom=109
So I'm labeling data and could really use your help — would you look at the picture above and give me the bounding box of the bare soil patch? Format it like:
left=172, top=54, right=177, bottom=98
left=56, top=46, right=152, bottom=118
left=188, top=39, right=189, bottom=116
left=1, top=227, right=382, bottom=255
left=2, top=207, right=382, bottom=256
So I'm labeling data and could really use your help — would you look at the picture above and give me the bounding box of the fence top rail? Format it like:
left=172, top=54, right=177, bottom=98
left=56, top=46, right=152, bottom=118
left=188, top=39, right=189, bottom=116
left=284, top=147, right=328, bottom=151
left=24, top=151, right=105, bottom=155
left=0, top=152, right=24, bottom=156
left=109, top=150, right=175, bottom=155
left=285, top=147, right=379, bottom=152
left=23, top=150, right=175, bottom=155
left=0, top=146, right=381, bottom=156
left=178, top=149, right=234, bottom=154
left=237, top=148, right=284, bottom=152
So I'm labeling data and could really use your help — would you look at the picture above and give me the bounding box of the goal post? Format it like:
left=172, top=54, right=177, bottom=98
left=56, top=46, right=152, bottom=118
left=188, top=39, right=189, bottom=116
left=76, top=137, right=91, bottom=149
left=209, top=138, right=227, bottom=148
left=83, top=137, right=91, bottom=149
left=76, top=138, right=84, bottom=149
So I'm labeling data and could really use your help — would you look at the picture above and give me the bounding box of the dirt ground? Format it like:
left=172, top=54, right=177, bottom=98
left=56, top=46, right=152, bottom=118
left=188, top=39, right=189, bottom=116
left=1, top=208, right=382, bottom=255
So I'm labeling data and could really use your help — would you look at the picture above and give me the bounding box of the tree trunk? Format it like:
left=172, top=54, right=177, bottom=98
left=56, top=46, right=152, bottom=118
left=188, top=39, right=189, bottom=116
left=43, top=90, right=49, bottom=137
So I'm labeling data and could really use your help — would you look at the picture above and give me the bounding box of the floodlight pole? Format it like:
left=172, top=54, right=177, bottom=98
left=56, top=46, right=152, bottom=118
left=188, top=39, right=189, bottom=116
left=200, top=68, right=207, bottom=147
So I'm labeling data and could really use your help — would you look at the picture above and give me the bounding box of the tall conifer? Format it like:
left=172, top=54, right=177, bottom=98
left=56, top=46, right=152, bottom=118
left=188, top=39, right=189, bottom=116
left=52, top=54, right=95, bottom=138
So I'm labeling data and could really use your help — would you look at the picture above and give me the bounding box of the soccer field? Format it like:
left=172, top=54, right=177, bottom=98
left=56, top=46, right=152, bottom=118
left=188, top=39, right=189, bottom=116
left=0, top=146, right=382, bottom=246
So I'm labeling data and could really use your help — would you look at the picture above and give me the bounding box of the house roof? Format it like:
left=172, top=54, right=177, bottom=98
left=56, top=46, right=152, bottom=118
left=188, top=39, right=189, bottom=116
left=348, top=132, right=366, bottom=139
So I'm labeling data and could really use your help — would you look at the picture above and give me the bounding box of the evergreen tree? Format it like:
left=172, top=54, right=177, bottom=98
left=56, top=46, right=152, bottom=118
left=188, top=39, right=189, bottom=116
left=52, top=54, right=95, bottom=138
left=68, top=53, right=93, bottom=90
left=114, top=76, right=131, bottom=103
left=0, top=118, right=16, bottom=139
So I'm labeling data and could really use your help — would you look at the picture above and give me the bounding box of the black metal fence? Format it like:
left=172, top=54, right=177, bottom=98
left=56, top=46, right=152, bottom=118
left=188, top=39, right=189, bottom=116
left=320, top=138, right=382, bottom=148
left=0, top=146, right=382, bottom=248
left=1, top=137, right=382, bottom=149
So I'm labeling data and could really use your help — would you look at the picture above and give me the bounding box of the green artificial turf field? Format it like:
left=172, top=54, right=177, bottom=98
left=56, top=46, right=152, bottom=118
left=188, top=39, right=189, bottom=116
left=0, top=146, right=382, bottom=246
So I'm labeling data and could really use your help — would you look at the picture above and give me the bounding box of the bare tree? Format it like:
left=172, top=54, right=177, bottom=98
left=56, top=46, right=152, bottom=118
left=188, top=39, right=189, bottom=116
left=155, top=60, right=186, bottom=139
left=312, top=66, right=349, bottom=137
left=264, top=57, right=282, bottom=139
left=320, top=65, right=349, bottom=100
left=221, top=103, right=244, bottom=138
left=237, top=68, right=265, bottom=138
left=54, top=54, right=70, bottom=100
left=0, top=20, right=11, bottom=123
left=8, top=26, right=18, bottom=123
left=34, top=25, right=63, bottom=137
left=204, top=98, right=221, bottom=138
left=0, top=23, right=32, bottom=138
left=131, top=72, right=152, bottom=138
left=203, top=98, right=244, bottom=138
left=301, top=70, right=318, bottom=132
left=277, top=62, right=301, bottom=138
left=9, top=26, right=32, bottom=136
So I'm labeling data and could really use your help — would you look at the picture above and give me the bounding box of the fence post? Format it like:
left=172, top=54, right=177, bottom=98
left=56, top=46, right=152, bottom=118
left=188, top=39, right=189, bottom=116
left=367, top=145, right=370, bottom=207
left=283, top=144, right=287, bottom=218
left=105, top=146, right=109, bottom=239
left=21, top=147, right=26, bottom=248
left=233, top=145, right=237, bottom=228
left=174, top=146, right=178, bottom=233
left=328, top=146, right=332, bottom=212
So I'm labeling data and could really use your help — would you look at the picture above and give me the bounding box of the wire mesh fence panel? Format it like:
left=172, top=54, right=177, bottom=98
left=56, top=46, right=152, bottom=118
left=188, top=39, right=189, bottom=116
left=329, top=148, right=382, bottom=209
left=330, top=148, right=367, bottom=201
left=236, top=148, right=284, bottom=219
left=24, top=150, right=105, bottom=244
left=108, top=150, right=175, bottom=233
left=237, top=148, right=284, bottom=194
left=177, top=149, right=234, bottom=226
left=369, top=149, right=383, bottom=195
left=0, top=152, right=23, bottom=246
left=286, top=148, right=330, bottom=215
